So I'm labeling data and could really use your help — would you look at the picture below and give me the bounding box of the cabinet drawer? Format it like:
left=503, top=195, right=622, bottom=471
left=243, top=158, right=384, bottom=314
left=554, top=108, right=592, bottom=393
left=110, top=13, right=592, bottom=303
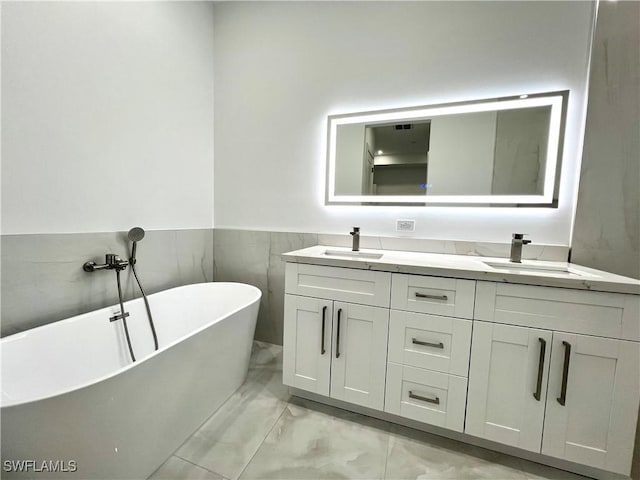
left=391, top=274, right=475, bottom=319
left=388, top=310, right=471, bottom=377
left=285, top=263, right=391, bottom=307
left=385, top=363, right=467, bottom=432
left=475, top=281, right=640, bottom=341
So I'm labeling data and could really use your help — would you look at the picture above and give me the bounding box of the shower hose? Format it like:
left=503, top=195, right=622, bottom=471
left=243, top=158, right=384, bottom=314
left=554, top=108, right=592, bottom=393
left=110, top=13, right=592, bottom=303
left=115, top=264, right=159, bottom=363
left=116, top=269, right=136, bottom=362
left=131, top=261, right=159, bottom=351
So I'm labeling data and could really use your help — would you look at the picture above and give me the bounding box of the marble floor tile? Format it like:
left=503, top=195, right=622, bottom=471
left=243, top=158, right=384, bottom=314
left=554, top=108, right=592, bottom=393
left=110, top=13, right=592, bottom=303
left=384, top=424, right=527, bottom=480
left=248, top=341, right=283, bottom=372
left=239, top=397, right=391, bottom=480
left=149, top=456, right=226, bottom=480
left=163, top=342, right=591, bottom=480
left=175, top=347, right=289, bottom=480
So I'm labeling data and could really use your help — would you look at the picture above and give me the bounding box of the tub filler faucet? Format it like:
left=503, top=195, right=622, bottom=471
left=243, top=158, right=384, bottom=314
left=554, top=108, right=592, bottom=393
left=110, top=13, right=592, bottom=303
left=510, top=233, right=531, bottom=263
left=83, top=251, right=135, bottom=361
left=81, top=227, right=158, bottom=363
left=350, top=227, right=360, bottom=252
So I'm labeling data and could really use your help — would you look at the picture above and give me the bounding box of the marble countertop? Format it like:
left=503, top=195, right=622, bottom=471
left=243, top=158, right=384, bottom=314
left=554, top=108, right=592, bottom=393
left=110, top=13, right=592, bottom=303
left=282, top=245, right=640, bottom=295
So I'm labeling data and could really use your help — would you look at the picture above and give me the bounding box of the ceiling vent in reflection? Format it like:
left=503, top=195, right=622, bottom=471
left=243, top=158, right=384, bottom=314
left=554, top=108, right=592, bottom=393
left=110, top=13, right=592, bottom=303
left=395, top=124, right=413, bottom=130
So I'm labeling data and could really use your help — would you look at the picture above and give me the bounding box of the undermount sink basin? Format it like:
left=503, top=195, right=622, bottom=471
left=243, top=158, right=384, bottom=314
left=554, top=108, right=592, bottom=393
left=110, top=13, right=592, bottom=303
left=323, top=249, right=384, bottom=260
left=483, top=260, right=591, bottom=277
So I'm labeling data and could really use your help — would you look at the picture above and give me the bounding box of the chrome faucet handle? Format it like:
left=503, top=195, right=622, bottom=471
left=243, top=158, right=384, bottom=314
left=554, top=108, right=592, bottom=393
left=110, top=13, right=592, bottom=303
left=350, top=227, right=360, bottom=235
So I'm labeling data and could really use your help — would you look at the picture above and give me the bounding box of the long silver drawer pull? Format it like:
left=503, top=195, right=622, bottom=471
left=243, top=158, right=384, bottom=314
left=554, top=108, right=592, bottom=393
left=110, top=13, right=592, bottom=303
left=557, top=340, right=571, bottom=406
left=320, top=306, right=327, bottom=355
left=335, top=308, right=342, bottom=359
left=533, top=337, right=546, bottom=401
left=408, top=391, right=440, bottom=405
left=412, top=338, right=444, bottom=349
left=414, top=292, right=448, bottom=301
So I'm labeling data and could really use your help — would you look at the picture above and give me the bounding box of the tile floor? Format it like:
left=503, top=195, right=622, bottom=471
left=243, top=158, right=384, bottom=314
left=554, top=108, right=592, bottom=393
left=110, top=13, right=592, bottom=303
left=149, top=342, right=590, bottom=480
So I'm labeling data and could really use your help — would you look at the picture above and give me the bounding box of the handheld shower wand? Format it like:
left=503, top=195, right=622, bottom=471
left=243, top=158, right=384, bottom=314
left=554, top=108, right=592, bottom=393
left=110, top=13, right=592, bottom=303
left=127, top=227, right=159, bottom=351
left=128, top=227, right=145, bottom=265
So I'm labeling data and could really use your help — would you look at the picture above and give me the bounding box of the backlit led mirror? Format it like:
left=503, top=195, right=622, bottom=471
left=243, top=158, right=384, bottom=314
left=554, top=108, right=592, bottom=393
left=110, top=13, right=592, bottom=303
left=326, top=91, right=568, bottom=206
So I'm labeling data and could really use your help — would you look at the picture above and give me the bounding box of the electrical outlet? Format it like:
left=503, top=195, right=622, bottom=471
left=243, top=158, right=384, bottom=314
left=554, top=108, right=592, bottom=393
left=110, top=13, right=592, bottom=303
left=396, top=219, right=415, bottom=232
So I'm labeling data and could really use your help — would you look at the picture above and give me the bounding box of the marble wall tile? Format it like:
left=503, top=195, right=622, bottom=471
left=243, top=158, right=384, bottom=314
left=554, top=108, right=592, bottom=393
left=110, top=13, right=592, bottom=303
left=213, top=229, right=317, bottom=345
left=213, top=229, right=271, bottom=342
left=571, top=0, right=639, bottom=281
left=0, top=229, right=213, bottom=337
left=265, top=232, right=318, bottom=345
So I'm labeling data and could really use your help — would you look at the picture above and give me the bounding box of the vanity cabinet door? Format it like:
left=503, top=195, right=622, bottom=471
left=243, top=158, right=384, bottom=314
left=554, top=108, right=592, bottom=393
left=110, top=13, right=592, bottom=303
left=541, top=333, right=640, bottom=475
left=330, top=302, right=389, bottom=410
left=283, top=294, right=332, bottom=396
left=466, top=321, right=552, bottom=453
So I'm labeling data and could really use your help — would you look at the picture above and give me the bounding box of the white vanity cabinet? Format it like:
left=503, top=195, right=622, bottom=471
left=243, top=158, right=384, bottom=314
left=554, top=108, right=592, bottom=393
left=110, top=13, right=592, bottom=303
left=467, top=281, right=640, bottom=475
left=283, top=263, right=391, bottom=410
left=282, top=248, right=640, bottom=478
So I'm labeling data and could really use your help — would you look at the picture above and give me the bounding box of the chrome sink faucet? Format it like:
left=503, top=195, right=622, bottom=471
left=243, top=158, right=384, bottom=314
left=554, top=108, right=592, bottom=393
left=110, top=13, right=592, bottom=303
left=510, top=233, right=531, bottom=263
left=350, top=227, right=360, bottom=252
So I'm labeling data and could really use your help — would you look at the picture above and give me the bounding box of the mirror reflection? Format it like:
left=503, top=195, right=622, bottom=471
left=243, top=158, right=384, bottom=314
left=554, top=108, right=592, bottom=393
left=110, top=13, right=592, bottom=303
left=327, top=92, right=567, bottom=206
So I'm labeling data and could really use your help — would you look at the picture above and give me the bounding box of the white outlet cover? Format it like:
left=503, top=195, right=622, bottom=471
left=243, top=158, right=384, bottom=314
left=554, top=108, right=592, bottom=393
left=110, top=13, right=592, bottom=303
left=396, top=219, right=415, bottom=232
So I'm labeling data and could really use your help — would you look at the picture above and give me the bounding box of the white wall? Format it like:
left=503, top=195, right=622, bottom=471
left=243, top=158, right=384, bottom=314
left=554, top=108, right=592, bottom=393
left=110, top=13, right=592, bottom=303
left=1, top=2, right=215, bottom=235
left=213, top=1, right=594, bottom=245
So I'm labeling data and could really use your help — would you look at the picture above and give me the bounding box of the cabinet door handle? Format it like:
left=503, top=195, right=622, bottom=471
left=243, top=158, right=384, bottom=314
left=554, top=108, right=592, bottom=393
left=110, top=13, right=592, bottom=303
left=335, top=308, right=342, bottom=359
left=320, top=306, right=327, bottom=355
left=408, top=391, right=440, bottom=405
left=533, top=337, right=546, bottom=401
left=557, top=340, right=571, bottom=406
left=412, top=338, right=444, bottom=349
left=415, top=292, right=448, bottom=301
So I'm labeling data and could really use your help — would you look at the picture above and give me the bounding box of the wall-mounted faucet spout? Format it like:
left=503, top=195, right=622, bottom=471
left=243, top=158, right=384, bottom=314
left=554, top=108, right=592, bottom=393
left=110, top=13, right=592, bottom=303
left=83, top=254, right=128, bottom=272
left=82, top=251, right=135, bottom=362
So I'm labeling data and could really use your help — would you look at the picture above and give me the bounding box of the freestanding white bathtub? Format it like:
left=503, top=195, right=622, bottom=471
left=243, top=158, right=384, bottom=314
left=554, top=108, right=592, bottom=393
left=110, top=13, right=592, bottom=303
left=1, top=282, right=261, bottom=479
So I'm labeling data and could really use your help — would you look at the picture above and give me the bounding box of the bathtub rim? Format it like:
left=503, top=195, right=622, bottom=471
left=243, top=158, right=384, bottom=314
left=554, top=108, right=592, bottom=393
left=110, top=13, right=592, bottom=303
left=0, top=281, right=262, bottom=409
